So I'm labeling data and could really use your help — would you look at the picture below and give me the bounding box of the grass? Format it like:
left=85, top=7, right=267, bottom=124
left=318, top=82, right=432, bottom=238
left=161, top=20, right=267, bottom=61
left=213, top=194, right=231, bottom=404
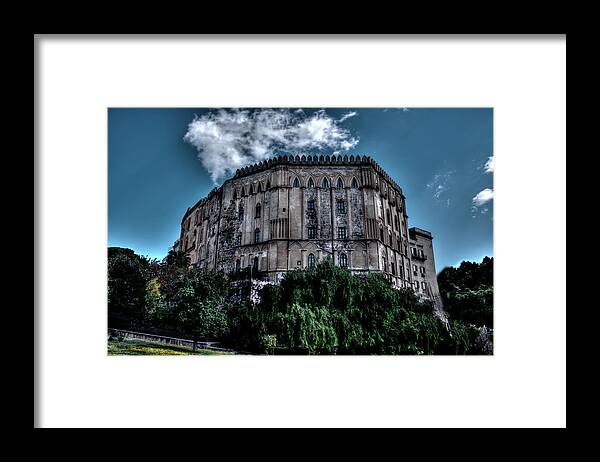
left=107, top=337, right=230, bottom=355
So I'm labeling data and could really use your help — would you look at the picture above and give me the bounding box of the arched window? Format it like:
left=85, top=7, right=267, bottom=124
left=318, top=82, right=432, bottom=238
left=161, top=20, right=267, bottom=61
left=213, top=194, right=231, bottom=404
left=255, top=203, right=261, bottom=219
left=241, top=186, right=246, bottom=197
left=308, top=253, right=316, bottom=267
left=339, top=253, right=348, bottom=268
left=337, top=177, right=344, bottom=189
left=351, top=177, right=359, bottom=189
left=238, top=206, right=244, bottom=221
left=322, top=177, right=330, bottom=188
left=253, top=256, right=259, bottom=271
left=293, top=177, right=300, bottom=188
left=254, top=228, right=260, bottom=243
left=307, top=177, right=314, bottom=189
left=266, top=180, right=271, bottom=189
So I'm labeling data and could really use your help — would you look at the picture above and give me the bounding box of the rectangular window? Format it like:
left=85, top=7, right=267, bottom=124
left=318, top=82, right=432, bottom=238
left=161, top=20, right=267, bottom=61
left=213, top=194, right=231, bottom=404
left=308, top=227, right=316, bottom=239
left=307, top=199, right=315, bottom=212
left=336, top=200, right=346, bottom=213
left=337, top=227, right=347, bottom=240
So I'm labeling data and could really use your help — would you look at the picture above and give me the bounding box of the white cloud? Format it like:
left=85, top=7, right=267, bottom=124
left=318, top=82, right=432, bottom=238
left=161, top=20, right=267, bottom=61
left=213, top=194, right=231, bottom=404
left=339, top=111, right=358, bottom=122
left=472, top=188, right=494, bottom=208
left=427, top=171, right=455, bottom=204
left=484, top=156, right=494, bottom=173
left=183, top=108, right=359, bottom=182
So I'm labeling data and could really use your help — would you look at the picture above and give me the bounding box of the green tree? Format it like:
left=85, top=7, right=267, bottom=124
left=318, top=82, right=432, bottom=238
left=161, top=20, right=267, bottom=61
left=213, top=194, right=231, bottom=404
left=225, top=259, right=480, bottom=355
left=171, top=268, right=230, bottom=350
left=438, top=256, right=493, bottom=328
left=107, top=247, right=151, bottom=329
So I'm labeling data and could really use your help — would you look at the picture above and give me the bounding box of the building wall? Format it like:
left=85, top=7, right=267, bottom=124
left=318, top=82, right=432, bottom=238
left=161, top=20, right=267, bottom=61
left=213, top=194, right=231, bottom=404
left=175, top=155, right=441, bottom=303
left=409, top=227, right=443, bottom=309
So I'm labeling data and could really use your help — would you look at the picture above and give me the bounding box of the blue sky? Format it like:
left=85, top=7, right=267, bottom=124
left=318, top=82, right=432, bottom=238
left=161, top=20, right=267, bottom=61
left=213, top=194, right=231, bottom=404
left=108, top=108, right=493, bottom=272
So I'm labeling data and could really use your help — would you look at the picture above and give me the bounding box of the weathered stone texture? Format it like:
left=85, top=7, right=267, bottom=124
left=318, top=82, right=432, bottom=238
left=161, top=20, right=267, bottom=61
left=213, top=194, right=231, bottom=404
left=175, top=155, right=442, bottom=304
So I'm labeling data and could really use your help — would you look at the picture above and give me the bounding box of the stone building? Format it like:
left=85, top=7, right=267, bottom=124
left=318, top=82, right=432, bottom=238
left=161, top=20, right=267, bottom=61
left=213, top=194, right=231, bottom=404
left=175, top=154, right=442, bottom=307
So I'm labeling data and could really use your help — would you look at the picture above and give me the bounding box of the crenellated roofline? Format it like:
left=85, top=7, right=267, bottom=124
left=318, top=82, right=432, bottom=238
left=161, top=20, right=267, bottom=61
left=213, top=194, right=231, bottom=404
left=182, top=154, right=404, bottom=223
left=232, top=154, right=402, bottom=193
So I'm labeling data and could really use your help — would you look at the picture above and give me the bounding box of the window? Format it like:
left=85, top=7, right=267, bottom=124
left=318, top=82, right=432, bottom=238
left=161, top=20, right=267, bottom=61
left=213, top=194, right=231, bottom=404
left=322, top=177, right=330, bottom=188
left=235, top=259, right=240, bottom=273
left=307, top=177, right=314, bottom=189
left=235, top=234, right=241, bottom=247
left=422, top=281, right=427, bottom=291
left=254, top=228, right=260, bottom=243
left=420, top=266, right=426, bottom=275
left=255, top=203, right=261, bottom=219
left=257, top=183, right=262, bottom=193
left=394, top=215, right=399, bottom=230
left=293, top=177, right=300, bottom=188
left=391, top=261, right=396, bottom=276
left=307, top=199, right=315, bottom=212
left=250, top=184, right=255, bottom=194
left=399, top=266, right=404, bottom=278
left=386, top=209, right=391, bottom=224
left=308, top=253, right=316, bottom=267
left=389, top=233, right=393, bottom=246
left=413, top=264, right=418, bottom=276
left=337, top=227, right=347, bottom=240
left=266, top=180, right=271, bottom=189
left=253, top=256, right=259, bottom=271
left=337, top=177, right=344, bottom=189
left=238, top=206, right=244, bottom=221
left=336, top=200, right=345, bottom=213
left=382, top=257, right=387, bottom=272
left=380, top=228, right=384, bottom=242
left=339, top=253, right=348, bottom=268
left=232, top=189, right=237, bottom=200
left=308, top=227, right=317, bottom=239
left=351, top=177, right=359, bottom=189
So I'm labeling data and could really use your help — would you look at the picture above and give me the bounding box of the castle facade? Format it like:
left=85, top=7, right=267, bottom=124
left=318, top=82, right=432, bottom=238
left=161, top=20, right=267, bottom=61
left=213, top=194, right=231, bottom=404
left=175, top=154, right=442, bottom=306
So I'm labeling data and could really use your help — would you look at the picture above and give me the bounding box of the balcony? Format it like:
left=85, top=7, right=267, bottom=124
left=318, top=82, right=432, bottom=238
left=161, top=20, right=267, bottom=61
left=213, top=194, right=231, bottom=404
left=412, top=253, right=427, bottom=261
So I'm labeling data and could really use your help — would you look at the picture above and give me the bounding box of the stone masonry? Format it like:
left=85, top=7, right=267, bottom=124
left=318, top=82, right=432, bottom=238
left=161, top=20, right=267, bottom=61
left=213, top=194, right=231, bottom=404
left=174, top=154, right=443, bottom=307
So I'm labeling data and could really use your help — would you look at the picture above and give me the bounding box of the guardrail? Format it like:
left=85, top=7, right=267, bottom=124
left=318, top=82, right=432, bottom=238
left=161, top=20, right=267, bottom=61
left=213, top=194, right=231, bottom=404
left=107, top=328, right=240, bottom=353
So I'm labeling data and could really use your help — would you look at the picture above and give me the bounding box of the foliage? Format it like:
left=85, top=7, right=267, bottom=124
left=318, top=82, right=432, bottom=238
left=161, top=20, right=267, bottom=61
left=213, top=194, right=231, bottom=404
left=170, top=269, right=230, bottom=342
left=108, top=247, right=492, bottom=355
left=437, top=256, right=493, bottom=328
left=107, top=247, right=151, bottom=328
left=225, top=259, right=479, bottom=355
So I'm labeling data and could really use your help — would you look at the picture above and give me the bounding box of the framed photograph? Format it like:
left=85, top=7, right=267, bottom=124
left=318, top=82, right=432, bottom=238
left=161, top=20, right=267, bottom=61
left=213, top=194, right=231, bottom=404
left=35, top=35, right=566, bottom=428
